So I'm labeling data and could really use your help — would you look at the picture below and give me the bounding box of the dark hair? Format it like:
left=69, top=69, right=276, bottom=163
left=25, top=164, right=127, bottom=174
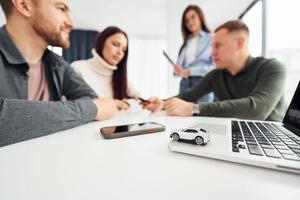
left=179, top=5, right=210, bottom=54
left=0, top=0, right=13, bottom=17
left=94, top=26, right=129, bottom=100
left=1, top=0, right=38, bottom=17
left=215, top=20, right=249, bottom=35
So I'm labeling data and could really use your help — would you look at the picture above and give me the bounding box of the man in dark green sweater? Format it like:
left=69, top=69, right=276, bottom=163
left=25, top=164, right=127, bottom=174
left=145, top=20, right=286, bottom=121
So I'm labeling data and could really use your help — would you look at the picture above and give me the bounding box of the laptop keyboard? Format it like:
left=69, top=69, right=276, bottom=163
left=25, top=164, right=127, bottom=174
left=231, top=120, right=300, bottom=161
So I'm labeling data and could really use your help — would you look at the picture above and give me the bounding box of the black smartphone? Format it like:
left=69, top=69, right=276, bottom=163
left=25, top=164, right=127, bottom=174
left=138, top=97, right=151, bottom=104
left=163, top=50, right=179, bottom=77
left=100, top=122, right=165, bottom=139
left=163, top=50, right=175, bottom=65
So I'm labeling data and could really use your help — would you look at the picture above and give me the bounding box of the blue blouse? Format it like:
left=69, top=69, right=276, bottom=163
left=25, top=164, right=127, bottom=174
left=177, top=30, right=214, bottom=77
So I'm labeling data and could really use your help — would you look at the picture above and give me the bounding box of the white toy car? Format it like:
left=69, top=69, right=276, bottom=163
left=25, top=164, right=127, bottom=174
left=170, top=128, right=210, bottom=145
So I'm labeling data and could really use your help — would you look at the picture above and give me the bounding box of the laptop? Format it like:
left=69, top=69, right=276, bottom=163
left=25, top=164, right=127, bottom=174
left=169, top=81, right=300, bottom=174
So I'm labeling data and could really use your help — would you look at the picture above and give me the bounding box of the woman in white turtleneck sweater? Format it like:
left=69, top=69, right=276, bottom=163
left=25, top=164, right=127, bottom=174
left=71, top=27, right=139, bottom=107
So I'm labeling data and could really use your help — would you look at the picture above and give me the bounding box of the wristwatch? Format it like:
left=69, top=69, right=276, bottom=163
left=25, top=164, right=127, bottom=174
left=192, top=103, right=200, bottom=116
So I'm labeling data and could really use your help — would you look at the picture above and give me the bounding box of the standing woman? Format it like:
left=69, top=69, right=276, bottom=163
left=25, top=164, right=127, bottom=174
left=72, top=26, right=139, bottom=109
left=174, top=5, right=214, bottom=102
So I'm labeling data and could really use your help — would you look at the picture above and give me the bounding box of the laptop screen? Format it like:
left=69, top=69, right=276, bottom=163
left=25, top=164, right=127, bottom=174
left=283, top=81, right=300, bottom=136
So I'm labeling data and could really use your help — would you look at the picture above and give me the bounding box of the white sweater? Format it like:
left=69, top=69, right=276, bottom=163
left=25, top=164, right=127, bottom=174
left=71, top=49, right=139, bottom=98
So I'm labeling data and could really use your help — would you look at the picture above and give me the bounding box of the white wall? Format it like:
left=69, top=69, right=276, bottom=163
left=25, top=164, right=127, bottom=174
left=70, top=0, right=168, bottom=37
left=266, top=0, right=300, bottom=104
left=0, top=10, right=4, bottom=25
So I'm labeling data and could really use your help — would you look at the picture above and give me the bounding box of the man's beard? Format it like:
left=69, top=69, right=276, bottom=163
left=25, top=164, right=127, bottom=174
left=32, top=13, right=70, bottom=48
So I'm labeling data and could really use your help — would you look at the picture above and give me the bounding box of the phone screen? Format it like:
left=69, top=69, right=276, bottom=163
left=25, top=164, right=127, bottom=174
left=100, top=122, right=165, bottom=139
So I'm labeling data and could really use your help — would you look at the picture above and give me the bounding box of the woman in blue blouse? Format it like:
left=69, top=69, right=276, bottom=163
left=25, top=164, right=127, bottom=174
left=174, top=5, right=214, bottom=102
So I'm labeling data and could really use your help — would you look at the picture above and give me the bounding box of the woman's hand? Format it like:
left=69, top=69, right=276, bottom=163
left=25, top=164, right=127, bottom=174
left=179, top=68, right=190, bottom=79
left=173, top=64, right=190, bottom=78
left=173, top=64, right=182, bottom=75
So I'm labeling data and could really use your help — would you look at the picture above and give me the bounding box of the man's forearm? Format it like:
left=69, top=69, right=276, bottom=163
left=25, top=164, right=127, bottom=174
left=0, top=99, right=97, bottom=147
left=197, top=95, right=281, bottom=120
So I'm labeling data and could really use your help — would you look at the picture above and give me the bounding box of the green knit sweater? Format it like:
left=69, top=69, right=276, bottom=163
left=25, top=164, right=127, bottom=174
left=178, top=56, right=286, bottom=121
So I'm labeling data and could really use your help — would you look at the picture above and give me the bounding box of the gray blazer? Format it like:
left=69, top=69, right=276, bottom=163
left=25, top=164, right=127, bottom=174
left=0, top=26, right=98, bottom=147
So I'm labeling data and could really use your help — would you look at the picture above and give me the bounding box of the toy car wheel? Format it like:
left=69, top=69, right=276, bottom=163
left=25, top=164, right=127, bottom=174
left=195, top=136, right=204, bottom=145
left=172, top=133, right=180, bottom=141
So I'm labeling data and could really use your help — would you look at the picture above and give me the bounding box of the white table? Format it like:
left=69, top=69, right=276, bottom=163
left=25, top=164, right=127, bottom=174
left=1, top=111, right=300, bottom=200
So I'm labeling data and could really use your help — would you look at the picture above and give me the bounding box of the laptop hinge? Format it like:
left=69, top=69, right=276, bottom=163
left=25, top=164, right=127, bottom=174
left=283, top=124, right=300, bottom=137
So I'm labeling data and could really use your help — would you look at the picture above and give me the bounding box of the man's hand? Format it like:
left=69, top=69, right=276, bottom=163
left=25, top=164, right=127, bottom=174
left=142, top=96, right=164, bottom=112
left=93, top=98, right=119, bottom=121
left=164, top=98, right=193, bottom=116
left=114, top=99, right=130, bottom=110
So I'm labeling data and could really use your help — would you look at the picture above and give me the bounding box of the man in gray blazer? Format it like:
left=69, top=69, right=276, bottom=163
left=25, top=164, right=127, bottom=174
left=0, top=0, right=119, bottom=147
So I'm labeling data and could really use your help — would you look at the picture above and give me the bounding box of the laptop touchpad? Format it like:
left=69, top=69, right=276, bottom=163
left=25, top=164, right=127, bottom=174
left=191, top=123, right=226, bottom=135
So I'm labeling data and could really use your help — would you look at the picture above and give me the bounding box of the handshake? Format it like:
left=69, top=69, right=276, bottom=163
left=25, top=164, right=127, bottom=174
left=92, top=96, right=194, bottom=121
